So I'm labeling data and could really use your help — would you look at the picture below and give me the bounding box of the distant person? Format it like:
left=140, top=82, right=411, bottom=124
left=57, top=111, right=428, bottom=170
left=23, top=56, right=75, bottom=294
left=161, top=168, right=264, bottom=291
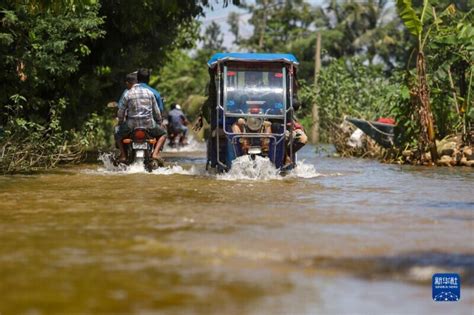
left=115, top=73, right=167, bottom=164
left=167, top=103, right=189, bottom=146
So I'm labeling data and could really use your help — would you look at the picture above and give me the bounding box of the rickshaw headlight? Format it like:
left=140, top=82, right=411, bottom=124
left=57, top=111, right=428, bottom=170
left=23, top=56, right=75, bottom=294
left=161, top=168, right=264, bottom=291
left=246, top=117, right=263, bottom=131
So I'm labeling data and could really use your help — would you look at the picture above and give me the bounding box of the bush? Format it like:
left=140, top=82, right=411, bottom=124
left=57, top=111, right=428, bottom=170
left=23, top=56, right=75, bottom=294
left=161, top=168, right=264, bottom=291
left=0, top=96, right=83, bottom=174
left=81, top=112, right=116, bottom=151
left=299, top=58, right=403, bottom=143
left=182, top=95, right=207, bottom=121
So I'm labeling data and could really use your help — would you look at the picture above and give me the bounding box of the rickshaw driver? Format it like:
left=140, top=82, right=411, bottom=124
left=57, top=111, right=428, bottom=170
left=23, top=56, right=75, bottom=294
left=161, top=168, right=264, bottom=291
left=115, top=74, right=167, bottom=164
left=231, top=118, right=272, bottom=154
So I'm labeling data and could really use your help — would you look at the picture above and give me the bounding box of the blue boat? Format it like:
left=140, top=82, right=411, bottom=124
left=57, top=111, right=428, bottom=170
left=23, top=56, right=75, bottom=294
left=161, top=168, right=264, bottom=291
left=346, top=117, right=396, bottom=148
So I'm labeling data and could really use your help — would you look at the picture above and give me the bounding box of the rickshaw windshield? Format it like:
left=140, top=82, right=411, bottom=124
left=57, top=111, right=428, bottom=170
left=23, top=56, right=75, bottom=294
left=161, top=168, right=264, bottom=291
left=224, top=65, right=286, bottom=118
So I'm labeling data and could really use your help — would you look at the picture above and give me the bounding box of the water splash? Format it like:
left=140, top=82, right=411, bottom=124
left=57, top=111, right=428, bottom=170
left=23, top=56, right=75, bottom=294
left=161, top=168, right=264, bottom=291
left=151, top=164, right=202, bottom=176
left=97, top=152, right=122, bottom=172
left=217, top=156, right=323, bottom=181
left=96, top=152, right=327, bottom=180
left=217, top=155, right=281, bottom=181
left=163, top=135, right=206, bottom=153
left=96, top=152, right=148, bottom=174
left=286, top=159, right=322, bottom=179
left=96, top=152, right=201, bottom=176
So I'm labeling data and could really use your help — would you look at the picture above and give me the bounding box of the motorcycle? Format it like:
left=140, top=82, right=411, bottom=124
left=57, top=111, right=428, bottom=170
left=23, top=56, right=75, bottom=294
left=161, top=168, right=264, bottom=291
left=119, top=128, right=159, bottom=172
left=167, top=128, right=188, bottom=148
left=164, top=118, right=188, bottom=148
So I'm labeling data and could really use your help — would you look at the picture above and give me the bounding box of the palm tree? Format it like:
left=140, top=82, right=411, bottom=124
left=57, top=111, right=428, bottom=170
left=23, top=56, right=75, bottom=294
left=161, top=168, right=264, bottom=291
left=317, top=0, right=403, bottom=67
left=396, top=0, right=438, bottom=162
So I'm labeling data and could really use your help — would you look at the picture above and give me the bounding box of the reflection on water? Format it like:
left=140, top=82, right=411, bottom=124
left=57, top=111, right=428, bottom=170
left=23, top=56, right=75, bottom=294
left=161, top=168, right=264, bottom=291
left=0, top=145, right=473, bottom=314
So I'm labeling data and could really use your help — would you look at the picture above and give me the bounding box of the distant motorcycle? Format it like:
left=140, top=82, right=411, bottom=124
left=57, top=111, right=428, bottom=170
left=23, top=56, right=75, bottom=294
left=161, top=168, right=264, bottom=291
left=167, top=128, right=188, bottom=148
left=164, top=119, right=188, bottom=148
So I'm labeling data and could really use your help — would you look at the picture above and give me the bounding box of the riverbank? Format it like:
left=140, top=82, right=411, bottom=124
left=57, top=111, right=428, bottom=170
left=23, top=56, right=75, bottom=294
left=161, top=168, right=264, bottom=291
left=332, top=123, right=474, bottom=167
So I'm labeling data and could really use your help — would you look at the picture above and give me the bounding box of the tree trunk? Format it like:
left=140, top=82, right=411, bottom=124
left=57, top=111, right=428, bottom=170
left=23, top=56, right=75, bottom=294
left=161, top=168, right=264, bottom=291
left=311, top=32, right=321, bottom=144
left=258, top=0, right=268, bottom=50
left=416, top=51, right=438, bottom=162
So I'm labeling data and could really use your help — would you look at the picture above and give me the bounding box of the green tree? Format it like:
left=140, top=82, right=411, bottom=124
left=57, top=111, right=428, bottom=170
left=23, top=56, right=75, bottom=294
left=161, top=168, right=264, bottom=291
left=240, top=0, right=314, bottom=52
left=395, top=0, right=473, bottom=159
left=202, top=21, right=225, bottom=52
left=0, top=0, right=241, bottom=172
left=233, top=0, right=316, bottom=79
left=314, top=0, right=406, bottom=68
left=0, top=1, right=105, bottom=172
left=299, top=58, right=402, bottom=142
left=396, top=0, right=439, bottom=162
left=227, top=11, right=240, bottom=46
left=425, top=4, right=473, bottom=141
left=0, top=1, right=105, bottom=125
left=194, top=19, right=226, bottom=73
left=155, top=50, right=208, bottom=109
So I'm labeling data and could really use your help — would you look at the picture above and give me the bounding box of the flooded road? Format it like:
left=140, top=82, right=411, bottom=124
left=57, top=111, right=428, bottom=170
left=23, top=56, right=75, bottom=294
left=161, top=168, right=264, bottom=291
left=0, top=144, right=473, bottom=314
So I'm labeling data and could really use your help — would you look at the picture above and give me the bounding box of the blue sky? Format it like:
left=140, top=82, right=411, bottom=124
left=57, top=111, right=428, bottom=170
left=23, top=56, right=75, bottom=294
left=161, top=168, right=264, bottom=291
left=200, top=0, right=325, bottom=50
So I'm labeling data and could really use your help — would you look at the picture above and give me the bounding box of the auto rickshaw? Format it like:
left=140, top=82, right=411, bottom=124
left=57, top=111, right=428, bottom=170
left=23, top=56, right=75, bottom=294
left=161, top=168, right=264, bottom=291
left=205, top=53, right=301, bottom=172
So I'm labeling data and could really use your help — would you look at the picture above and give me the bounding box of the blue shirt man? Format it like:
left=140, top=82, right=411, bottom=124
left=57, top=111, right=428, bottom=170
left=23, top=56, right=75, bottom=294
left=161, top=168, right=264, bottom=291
left=138, top=83, right=164, bottom=113
left=137, top=68, right=164, bottom=113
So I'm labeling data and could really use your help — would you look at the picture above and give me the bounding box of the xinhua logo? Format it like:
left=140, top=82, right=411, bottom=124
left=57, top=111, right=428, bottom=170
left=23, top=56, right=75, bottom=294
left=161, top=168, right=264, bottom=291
left=432, top=273, right=460, bottom=302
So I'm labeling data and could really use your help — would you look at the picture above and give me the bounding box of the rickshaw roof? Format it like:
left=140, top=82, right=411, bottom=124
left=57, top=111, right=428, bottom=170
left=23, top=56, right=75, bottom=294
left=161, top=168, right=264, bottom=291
left=208, top=53, right=299, bottom=68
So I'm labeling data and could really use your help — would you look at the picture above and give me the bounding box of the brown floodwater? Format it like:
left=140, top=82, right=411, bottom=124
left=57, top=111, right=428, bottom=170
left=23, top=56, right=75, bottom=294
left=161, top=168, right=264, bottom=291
left=0, top=144, right=473, bottom=314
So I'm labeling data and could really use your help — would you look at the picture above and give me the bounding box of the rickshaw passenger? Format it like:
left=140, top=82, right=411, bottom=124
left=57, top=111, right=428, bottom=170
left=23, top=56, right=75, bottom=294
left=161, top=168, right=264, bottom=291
left=267, top=71, right=307, bottom=164
left=284, top=97, right=308, bottom=165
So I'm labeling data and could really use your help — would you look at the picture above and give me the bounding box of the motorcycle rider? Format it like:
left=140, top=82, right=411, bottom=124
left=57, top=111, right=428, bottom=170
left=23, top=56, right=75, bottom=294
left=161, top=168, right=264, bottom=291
left=115, top=73, right=167, bottom=165
left=167, top=103, right=189, bottom=146
left=117, top=68, right=164, bottom=114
